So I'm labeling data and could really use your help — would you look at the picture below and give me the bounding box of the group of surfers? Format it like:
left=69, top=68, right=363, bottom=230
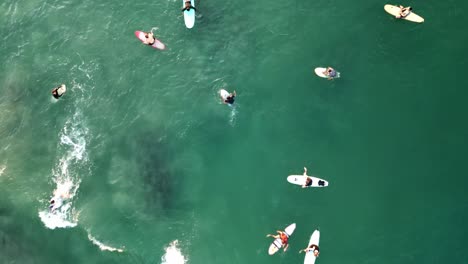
left=265, top=166, right=323, bottom=258
left=267, top=230, right=320, bottom=257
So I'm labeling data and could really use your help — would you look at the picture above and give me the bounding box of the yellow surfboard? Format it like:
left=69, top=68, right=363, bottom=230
left=384, top=4, right=424, bottom=23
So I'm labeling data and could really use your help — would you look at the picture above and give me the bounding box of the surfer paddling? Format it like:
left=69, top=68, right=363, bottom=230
left=51, top=84, right=66, bottom=99
left=224, top=90, right=236, bottom=104
left=299, top=244, right=320, bottom=257
left=396, top=5, right=412, bottom=18
left=266, top=231, right=290, bottom=251
left=181, top=0, right=196, bottom=11
left=322, top=67, right=337, bottom=80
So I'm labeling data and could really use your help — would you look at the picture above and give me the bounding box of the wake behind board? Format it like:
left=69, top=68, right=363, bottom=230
left=384, top=4, right=424, bottom=23
left=183, top=0, right=196, bottom=29
left=314, top=67, right=340, bottom=79
left=304, top=230, right=320, bottom=264
left=268, top=223, right=296, bottom=255
left=134, top=31, right=166, bottom=50
left=287, top=175, right=329, bottom=188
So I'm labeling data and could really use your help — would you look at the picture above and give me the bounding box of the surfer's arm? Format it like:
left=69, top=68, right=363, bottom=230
left=303, top=167, right=307, bottom=176
left=283, top=244, right=289, bottom=251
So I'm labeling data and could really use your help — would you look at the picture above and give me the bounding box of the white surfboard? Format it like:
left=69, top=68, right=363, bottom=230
left=314, top=67, right=340, bottom=79
left=183, top=0, right=195, bottom=29
left=219, top=89, right=229, bottom=101
left=56, top=84, right=66, bottom=96
left=287, top=175, right=329, bottom=188
left=268, top=223, right=296, bottom=255
left=304, top=230, right=320, bottom=264
left=384, top=4, right=424, bottom=23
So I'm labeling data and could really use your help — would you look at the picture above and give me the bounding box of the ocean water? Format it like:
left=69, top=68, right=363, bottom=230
left=1, top=0, right=468, bottom=263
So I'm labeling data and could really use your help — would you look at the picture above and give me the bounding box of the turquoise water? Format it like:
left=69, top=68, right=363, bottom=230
left=1, top=0, right=468, bottom=263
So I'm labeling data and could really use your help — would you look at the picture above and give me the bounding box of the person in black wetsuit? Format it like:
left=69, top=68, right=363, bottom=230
left=51, top=84, right=66, bottom=99
left=181, top=0, right=196, bottom=11
left=224, top=91, right=236, bottom=105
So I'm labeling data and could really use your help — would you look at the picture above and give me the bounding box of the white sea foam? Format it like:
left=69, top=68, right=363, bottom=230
left=87, top=233, right=124, bottom=253
left=39, top=110, right=88, bottom=229
left=0, top=165, right=5, bottom=176
left=161, top=240, right=187, bottom=264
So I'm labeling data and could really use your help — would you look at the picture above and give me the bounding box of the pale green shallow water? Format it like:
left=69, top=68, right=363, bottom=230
left=1, top=0, right=468, bottom=263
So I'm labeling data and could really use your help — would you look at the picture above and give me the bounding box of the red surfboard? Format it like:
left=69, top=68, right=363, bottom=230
left=134, top=31, right=165, bottom=50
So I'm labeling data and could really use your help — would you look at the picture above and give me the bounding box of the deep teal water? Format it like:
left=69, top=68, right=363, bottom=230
left=1, top=0, right=468, bottom=263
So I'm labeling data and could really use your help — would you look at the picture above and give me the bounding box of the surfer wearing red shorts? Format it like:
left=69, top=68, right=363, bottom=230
left=266, top=231, right=290, bottom=251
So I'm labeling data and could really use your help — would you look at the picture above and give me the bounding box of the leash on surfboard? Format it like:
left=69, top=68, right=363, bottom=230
left=150, top=27, right=159, bottom=35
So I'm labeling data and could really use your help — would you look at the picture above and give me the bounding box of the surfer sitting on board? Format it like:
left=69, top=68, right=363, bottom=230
left=302, top=167, right=313, bottom=188
left=299, top=244, right=320, bottom=257
left=143, top=32, right=156, bottom=45
left=396, top=6, right=412, bottom=18
left=181, top=0, right=196, bottom=11
left=323, top=67, right=337, bottom=80
left=266, top=231, right=290, bottom=251
left=224, top=91, right=236, bottom=104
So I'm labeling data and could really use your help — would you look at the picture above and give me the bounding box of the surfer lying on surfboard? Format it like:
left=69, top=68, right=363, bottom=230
left=266, top=231, right=290, bottom=251
left=395, top=5, right=412, bottom=18
left=181, top=0, right=196, bottom=11
left=323, top=67, right=337, bottom=80
left=52, top=84, right=66, bottom=99
left=299, top=244, right=320, bottom=257
left=302, top=167, right=313, bottom=188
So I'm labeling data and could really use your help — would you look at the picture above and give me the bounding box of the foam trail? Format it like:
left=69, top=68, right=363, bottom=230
left=229, top=107, right=237, bottom=126
left=0, top=165, right=5, bottom=176
left=87, top=233, right=124, bottom=253
left=39, top=111, right=88, bottom=229
left=161, top=240, right=187, bottom=264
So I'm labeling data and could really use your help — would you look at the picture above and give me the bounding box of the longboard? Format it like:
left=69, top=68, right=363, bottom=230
left=183, top=0, right=196, bottom=28
left=287, top=175, right=329, bottom=188
left=384, top=4, right=424, bottom=23
left=268, top=223, right=296, bottom=255
left=304, top=230, right=320, bottom=264
left=134, top=31, right=166, bottom=50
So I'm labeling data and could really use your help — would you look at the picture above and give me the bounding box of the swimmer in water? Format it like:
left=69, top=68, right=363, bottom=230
left=49, top=188, right=71, bottom=212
